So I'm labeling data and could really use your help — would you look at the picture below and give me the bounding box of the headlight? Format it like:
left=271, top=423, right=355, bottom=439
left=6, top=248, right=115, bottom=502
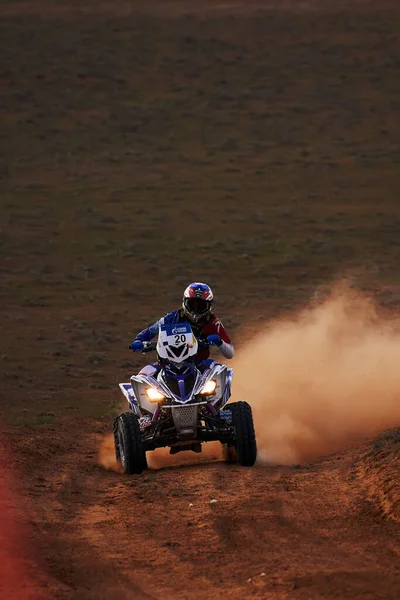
left=200, top=379, right=217, bottom=395
left=146, top=387, right=165, bottom=402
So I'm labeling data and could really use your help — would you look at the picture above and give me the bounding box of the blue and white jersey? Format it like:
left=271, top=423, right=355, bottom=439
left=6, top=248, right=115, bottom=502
left=134, top=309, right=234, bottom=361
left=135, top=310, right=184, bottom=342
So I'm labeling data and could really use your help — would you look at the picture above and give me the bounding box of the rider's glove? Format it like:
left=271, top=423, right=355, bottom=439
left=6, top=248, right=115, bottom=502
left=129, top=340, right=144, bottom=352
left=197, top=335, right=208, bottom=348
left=207, top=334, right=222, bottom=347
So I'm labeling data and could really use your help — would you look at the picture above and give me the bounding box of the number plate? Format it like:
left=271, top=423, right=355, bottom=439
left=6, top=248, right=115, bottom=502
left=160, top=322, right=192, bottom=347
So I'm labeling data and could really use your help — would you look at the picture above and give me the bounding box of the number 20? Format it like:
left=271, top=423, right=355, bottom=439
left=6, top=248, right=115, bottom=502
left=174, top=334, right=186, bottom=344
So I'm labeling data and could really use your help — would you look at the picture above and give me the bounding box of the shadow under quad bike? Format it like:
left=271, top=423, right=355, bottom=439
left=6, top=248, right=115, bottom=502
left=113, top=321, right=257, bottom=474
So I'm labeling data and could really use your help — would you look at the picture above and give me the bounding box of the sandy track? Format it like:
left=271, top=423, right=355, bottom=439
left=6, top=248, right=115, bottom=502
left=14, top=422, right=400, bottom=600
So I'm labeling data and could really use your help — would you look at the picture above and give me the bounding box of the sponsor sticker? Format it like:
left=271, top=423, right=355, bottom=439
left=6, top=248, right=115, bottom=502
left=162, top=323, right=191, bottom=336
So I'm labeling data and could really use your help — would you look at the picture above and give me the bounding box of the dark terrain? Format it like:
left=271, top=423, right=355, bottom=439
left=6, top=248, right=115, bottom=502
left=1, top=1, right=400, bottom=598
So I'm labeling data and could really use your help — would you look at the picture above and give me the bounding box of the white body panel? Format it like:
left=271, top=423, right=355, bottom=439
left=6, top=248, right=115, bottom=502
left=156, top=322, right=198, bottom=364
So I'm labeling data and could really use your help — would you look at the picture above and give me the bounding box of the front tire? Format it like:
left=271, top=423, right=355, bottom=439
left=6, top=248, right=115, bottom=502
left=115, top=412, right=147, bottom=475
left=229, top=401, right=257, bottom=466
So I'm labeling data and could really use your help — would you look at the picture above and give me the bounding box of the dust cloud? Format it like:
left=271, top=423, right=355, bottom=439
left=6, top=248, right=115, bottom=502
left=232, top=283, right=400, bottom=464
left=99, top=283, right=400, bottom=471
left=98, top=434, right=123, bottom=473
left=98, top=433, right=221, bottom=471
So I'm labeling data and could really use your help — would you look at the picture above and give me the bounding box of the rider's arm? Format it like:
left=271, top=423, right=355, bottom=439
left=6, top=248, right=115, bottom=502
left=220, top=338, right=234, bottom=359
left=211, top=318, right=235, bottom=359
left=134, top=311, right=181, bottom=342
left=135, top=319, right=160, bottom=342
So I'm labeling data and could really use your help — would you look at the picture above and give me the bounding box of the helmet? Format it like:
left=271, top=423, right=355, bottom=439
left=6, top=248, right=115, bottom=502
left=182, top=282, right=214, bottom=323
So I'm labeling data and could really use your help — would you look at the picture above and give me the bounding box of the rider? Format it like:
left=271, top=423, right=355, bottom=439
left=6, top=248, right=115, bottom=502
left=129, top=282, right=234, bottom=376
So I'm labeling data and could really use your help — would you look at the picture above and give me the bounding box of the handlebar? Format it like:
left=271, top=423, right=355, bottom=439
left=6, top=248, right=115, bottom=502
left=133, top=337, right=212, bottom=354
left=141, top=341, right=157, bottom=353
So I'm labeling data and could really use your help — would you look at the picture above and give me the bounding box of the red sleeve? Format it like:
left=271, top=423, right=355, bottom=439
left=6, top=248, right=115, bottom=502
left=205, top=316, right=231, bottom=344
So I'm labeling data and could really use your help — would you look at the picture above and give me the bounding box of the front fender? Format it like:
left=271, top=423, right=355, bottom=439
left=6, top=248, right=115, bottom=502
left=118, top=383, right=140, bottom=416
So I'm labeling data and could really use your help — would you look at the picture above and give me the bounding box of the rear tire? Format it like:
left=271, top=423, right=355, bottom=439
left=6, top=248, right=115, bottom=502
left=115, top=412, right=147, bottom=475
left=229, top=401, right=257, bottom=466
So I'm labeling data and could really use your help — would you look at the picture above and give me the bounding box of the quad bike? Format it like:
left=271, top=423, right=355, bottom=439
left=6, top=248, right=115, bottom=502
left=113, top=322, right=257, bottom=474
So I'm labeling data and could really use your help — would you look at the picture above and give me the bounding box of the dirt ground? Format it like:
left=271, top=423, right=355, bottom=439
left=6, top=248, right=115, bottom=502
left=1, top=0, right=400, bottom=598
